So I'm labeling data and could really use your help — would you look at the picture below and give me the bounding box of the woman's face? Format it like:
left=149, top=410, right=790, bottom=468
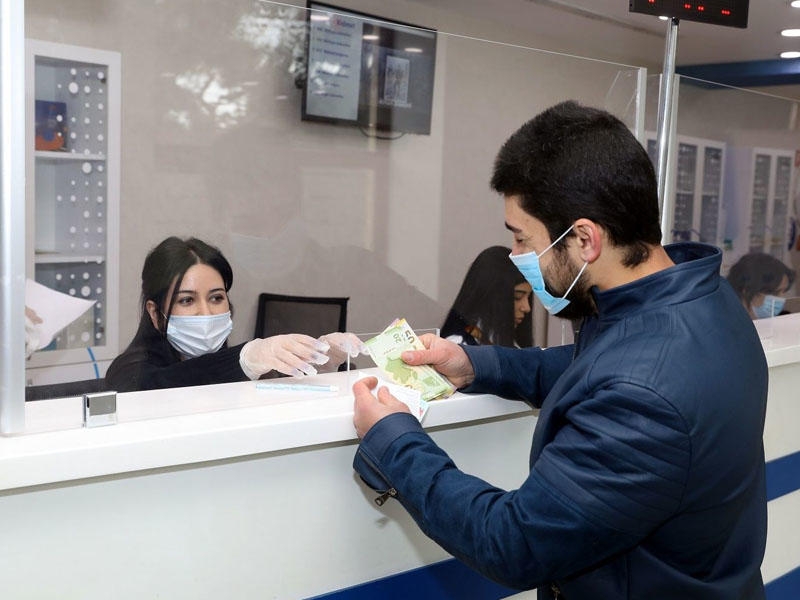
left=751, top=274, right=790, bottom=310
left=513, top=282, right=533, bottom=326
left=147, top=263, right=230, bottom=329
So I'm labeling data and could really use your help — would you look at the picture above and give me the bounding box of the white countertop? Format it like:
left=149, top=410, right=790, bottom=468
left=0, top=368, right=533, bottom=492
left=754, top=311, right=800, bottom=367
left=5, top=313, right=799, bottom=494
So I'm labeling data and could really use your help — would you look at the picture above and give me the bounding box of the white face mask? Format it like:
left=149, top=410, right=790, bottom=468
left=166, top=311, right=233, bottom=358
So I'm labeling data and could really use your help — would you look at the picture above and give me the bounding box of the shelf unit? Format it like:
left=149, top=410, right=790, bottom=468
left=25, top=40, right=120, bottom=380
left=646, top=133, right=727, bottom=246
left=724, top=146, right=795, bottom=264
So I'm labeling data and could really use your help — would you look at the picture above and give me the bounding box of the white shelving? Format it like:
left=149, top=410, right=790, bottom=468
left=25, top=40, right=120, bottom=381
left=724, top=146, right=795, bottom=264
left=647, top=134, right=727, bottom=246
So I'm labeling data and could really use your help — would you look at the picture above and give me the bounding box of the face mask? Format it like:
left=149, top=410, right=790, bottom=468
left=753, top=295, right=785, bottom=319
left=509, top=226, right=588, bottom=316
left=166, top=311, right=233, bottom=358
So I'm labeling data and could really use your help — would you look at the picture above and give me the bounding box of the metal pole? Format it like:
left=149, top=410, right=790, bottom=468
left=0, top=0, right=27, bottom=434
left=656, top=17, right=679, bottom=244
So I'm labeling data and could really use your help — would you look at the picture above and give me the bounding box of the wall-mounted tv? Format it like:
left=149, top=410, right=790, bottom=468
left=301, top=2, right=437, bottom=135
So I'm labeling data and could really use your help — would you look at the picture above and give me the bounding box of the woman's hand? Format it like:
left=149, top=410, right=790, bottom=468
left=317, top=331, right=368, bottom=373
left=239, top=334, right=331, bottom=379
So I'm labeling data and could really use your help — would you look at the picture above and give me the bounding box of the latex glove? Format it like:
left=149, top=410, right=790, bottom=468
left=317, top=332, right=368, bottom=373
left=239, top=334, right=331, bottom=380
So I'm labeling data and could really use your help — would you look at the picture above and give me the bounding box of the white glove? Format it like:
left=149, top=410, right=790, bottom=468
left=239, top=334, right=331, bottom=380
left=317, top=332, right=368, bottom=373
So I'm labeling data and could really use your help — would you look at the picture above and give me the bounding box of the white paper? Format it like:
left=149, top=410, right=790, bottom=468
left=25, top=279, right=96, bottom=350
left=355, top=373, right=429, bottom=423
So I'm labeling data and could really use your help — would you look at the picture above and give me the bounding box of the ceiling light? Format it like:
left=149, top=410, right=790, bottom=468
left=781, top=29, right=800, bottom=36
left=792, top=1, right=800, bottom=8
left=781, top=51, right=800, bottom=58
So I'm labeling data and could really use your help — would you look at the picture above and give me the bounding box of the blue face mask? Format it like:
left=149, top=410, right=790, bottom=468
left=753, top=295, right=785, bottom=319
left=508, top=226, right=588, bottom=316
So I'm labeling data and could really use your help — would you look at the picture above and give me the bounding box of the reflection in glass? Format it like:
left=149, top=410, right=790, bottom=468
left=22, top=0, right=643, bottom=410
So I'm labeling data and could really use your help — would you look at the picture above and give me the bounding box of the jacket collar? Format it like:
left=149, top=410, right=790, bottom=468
left=591, top=242, right=722, bottom=319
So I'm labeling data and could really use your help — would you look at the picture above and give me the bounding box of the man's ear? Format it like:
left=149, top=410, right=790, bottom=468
left=146, top=300, right=162, bottom=331
left=572, top=218, right=602, bottom=263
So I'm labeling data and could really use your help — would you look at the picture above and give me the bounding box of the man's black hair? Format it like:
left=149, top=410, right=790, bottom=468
left=490, top=100, right=662, bottom=266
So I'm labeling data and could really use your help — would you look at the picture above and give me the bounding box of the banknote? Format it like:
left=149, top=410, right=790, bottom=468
left=365, top=318, right=456, bottom=401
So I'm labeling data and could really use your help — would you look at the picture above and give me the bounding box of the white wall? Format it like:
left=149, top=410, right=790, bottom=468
left=24, top=0, right=643, bottom=362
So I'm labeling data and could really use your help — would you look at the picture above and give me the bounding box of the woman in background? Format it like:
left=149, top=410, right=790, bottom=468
left=726, top=252, right=796, bottom=319
left=441, top=245, right=532, bottom=347
left=106, top=236, right=362, bottom=392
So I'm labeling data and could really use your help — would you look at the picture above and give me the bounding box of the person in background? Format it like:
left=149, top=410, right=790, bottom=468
left=726, top=251, right=796, bottom=319
left=105, top=236, right=364, bottom=392
left=351, top=101, right=768, bottom=599
left=440, top=245, right=532, bottom=347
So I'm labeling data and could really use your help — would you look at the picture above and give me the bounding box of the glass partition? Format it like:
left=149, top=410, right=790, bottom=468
left=13, top=0, right=645, bottom=425
left=644, top=74, right=800, bottom=330
left=646, top=77, right=800, bottom=344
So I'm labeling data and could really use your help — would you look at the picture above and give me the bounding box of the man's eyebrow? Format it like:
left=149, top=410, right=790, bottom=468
left=505, top=222, right=521, bottom=233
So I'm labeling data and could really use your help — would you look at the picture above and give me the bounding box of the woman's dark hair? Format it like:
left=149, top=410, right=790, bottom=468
left=441, top=245, right=532, bottom=347
left=133, top=236, right=234, bottom=340
left=726, top=252, right=795, bottom=308
left=490, top=100, right=662, bottom=267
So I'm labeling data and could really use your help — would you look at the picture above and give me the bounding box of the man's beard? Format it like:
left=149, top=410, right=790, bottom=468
left=544, top=249, right=597, bottom=321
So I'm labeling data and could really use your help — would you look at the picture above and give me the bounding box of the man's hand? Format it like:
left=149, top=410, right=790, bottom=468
left=353, top=377, right=411, bottom=438
left=401, top=334, right=475, bottom=389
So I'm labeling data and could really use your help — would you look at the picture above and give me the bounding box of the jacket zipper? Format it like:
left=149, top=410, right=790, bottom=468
left=374, top=487, right=397, bottom=506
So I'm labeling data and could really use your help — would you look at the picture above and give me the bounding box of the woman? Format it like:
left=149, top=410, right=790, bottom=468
left=726, top=252, right=795, bottom=319
left=441, top=245, right=533, bottom=347
left=105, top=236, right=363, bottom=392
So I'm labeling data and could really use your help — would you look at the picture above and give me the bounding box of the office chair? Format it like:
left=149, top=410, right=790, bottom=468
left=254, top=293, right=349, bottom=339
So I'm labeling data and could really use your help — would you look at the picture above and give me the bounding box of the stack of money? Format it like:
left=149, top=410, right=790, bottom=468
left=365, top=318, right=456, bottom=401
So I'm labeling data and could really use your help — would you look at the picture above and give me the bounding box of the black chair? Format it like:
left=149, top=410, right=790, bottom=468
left=254, top=293, right=349, bottom=339
left=26, top=378, right=108, bottom=401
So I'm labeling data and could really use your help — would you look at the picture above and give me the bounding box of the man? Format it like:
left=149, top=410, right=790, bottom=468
left=352, top=101, right=768, bottom=599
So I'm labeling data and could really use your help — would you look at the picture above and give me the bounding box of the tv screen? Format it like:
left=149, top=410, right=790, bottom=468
left=302, top=2, right=437, bottom=135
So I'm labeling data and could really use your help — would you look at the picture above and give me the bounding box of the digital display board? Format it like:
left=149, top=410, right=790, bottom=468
left=630, top=0, right=749, bottom=28
left=302, top=2, right=437, bottom=134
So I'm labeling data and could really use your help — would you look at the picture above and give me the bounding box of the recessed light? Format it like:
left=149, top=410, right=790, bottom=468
left=781, top=29, right=800, bottom=36
left=781, top=51, right=800, bottom=58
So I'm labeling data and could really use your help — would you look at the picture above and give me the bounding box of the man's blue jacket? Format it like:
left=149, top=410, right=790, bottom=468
left=354, top=243, right=768, bottom=599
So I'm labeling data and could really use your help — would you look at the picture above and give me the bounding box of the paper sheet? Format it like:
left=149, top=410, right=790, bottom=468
left=25, top=278, right=96, bottom=350
left=355, top=373, right=429, bottom=423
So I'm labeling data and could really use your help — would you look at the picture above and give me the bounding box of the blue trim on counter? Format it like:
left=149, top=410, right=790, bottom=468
left=767, top=565, right=800, bottom=600
left=766, top=451, right=800, bottom=501
left=306, top=558, right=517, bottom=600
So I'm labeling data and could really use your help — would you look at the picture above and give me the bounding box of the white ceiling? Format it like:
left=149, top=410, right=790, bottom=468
left=423, top=0, right=798, bottom=67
